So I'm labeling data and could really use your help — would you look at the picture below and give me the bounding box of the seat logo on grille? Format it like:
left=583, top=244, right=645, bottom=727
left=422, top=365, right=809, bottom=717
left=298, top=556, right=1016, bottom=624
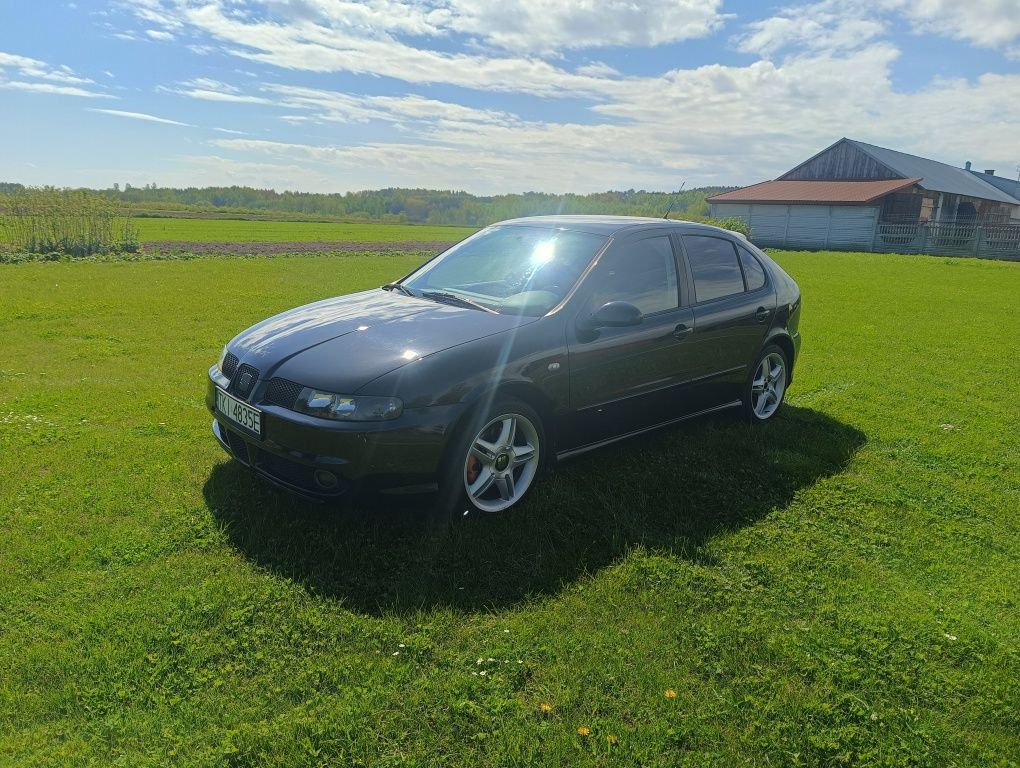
left=237, top=371, right=254, bottom=393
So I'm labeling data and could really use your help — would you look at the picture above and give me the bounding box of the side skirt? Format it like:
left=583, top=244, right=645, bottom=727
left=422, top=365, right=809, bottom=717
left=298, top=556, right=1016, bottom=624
left=554, top=400, right=742, bottom=462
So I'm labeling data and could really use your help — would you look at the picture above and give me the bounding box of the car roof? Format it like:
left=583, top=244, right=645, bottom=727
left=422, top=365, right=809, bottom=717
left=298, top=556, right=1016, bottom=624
left=494, top=214, right=743, bottom=238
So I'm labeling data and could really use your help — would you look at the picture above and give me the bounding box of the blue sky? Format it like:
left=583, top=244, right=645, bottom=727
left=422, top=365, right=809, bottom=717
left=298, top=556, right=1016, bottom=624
left=1, top=0, right=1018, bottom=194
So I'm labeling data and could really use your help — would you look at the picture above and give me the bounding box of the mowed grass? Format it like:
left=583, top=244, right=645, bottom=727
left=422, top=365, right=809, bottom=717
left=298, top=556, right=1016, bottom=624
left=133, top=217, right=475, bottom=243
left=1, top=249, right=1019, bottom=766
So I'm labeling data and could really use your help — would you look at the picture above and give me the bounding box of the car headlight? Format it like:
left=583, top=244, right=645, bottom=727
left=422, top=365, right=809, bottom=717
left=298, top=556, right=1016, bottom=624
left=294, top=388, right=403, bottom=421
left=216, top=345, right=229, bottom=372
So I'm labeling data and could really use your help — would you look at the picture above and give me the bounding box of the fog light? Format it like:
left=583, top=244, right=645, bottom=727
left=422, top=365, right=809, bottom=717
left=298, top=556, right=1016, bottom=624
left=313, top=469, right=339, bottom=490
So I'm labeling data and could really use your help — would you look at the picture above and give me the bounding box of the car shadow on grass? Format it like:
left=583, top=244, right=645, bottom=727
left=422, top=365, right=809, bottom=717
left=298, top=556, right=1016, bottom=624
left=204, top=405, right=865, bottom=614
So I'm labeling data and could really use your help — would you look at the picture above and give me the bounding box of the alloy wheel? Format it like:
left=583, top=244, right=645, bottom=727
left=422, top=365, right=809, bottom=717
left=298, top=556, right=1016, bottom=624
left=463, top=412, right=541, bottom=513
left=751, top=352, right=786, bottom=420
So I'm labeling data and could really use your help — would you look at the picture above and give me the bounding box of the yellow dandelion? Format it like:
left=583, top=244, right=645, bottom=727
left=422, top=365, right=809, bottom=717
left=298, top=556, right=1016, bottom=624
left=577, top=726, right=591, bottom=737
left=539, top=703, right=553, bottom=714
left=608, top=734, right=618, bottom=746
left=665, top=689, right=677, bottom=698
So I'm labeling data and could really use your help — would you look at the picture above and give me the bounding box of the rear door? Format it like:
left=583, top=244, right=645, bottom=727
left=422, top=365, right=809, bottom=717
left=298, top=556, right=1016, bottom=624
left=679, top=234, right=776, bottom=405
left=563, top=231, right=697, bottom=448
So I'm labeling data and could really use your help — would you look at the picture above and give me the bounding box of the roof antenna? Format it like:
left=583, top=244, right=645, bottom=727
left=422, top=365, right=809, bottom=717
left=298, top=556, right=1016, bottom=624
left=662, top=181, right=687, bottom=219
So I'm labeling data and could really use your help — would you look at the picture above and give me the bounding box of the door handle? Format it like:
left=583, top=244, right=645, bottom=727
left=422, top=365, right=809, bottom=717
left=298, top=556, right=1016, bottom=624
left=755, top=306, right=771, bottom=323
left=672, top=324, right=693, bottom=339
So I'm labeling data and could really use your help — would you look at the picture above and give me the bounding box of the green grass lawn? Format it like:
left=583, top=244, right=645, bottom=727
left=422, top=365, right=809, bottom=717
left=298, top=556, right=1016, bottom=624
left=133, top=217, right=475, bottom=243
left=1, top=250, right=1018, bottom=766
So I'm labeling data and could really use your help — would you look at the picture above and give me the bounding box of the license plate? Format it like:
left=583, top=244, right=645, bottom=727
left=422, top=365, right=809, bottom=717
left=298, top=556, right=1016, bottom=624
left=216, top=387, right=262, bottom=437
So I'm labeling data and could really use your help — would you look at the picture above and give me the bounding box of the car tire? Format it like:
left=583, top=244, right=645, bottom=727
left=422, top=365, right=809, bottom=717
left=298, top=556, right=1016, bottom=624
left=431, top=396, right=547, bottom=528
left=743, top=344, right=790, bottom=423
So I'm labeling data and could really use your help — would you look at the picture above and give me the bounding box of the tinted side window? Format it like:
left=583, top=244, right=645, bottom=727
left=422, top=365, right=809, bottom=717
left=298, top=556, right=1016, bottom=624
left=586, top=236, right=678, bottom=315
left=684, top=236, right=745, bottom=303
left=738, top=245, right=766, bottom=291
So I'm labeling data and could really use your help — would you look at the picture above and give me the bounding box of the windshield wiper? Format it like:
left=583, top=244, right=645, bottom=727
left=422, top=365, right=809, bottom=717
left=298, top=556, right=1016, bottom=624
left=420, top=290, right=497, bottom=313
left=382, top=282, right=415, bottom=297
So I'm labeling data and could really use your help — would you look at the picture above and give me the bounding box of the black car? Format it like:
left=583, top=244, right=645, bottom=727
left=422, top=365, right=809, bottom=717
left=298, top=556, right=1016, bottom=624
left=208, top=216, right=801, bottom=517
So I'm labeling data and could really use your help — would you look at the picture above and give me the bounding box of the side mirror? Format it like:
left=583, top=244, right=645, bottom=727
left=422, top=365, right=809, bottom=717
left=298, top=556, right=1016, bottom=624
left=579, top=301, right=643, bottom=333
left=593, top=300, right=643, bottom=327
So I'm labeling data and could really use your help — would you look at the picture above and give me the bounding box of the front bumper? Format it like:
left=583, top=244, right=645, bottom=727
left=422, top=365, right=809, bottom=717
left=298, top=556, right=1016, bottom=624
left=207, top=374, right=460, bottom=501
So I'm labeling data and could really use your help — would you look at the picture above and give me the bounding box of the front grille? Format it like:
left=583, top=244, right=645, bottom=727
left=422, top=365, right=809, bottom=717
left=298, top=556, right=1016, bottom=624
left=230, top=363, right=260, bottom=400
left=266, top=377, right=303, bottom=409
left=221, top=352, right=239, bottom=379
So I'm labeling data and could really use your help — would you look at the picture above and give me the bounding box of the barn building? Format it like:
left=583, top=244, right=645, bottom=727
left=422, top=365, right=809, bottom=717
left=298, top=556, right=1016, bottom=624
left=708, top=138, right=1020, bottom=258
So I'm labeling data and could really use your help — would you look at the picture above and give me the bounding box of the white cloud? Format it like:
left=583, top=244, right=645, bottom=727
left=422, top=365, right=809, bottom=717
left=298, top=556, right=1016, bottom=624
left=159, top=78, right=274, bottom=103
left=173, top=3, right=612, bottom=97
left=0, top=51, right=95, bottom=85
left=70, top=0, right=1020, bottom=194
left=198, top=44, right=1020, bottom=193
left=201, top=0, right=727, bottom=54
left=736, top=2, right=887, bottom=56
left=899, top=0, right=1020, bottom=50
left=123, top=1, right=710, bottom=98
left=209, top=137, right=679, bottom=193
left=89, top=108, right=192, bottom=126
left=438, top=0, right=727, bottom=54
left=261, top=84, right=517, bottom=126
left=119, top=0, right=183, bottom=31
left=145, top=29, right=175, bottom=41
left=161, top=79, right=527, bottom=138
left=169, top=154, right=337, bottom=190
left=188, top=77, right=237, bottom=91
left=575, top=61, right=622, bottom=78
left=0, top=80, right=113, bottom=98
left=737, top=0, right=1020, bottom=57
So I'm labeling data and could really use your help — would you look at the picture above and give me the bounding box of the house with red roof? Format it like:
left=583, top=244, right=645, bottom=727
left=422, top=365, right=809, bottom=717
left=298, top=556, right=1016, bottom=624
left=708, top=138, right=1020, bottom=258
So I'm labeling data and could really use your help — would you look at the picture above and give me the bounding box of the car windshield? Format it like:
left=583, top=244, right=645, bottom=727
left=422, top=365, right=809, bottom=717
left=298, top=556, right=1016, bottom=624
left=401, top=225, right=608, bottom=316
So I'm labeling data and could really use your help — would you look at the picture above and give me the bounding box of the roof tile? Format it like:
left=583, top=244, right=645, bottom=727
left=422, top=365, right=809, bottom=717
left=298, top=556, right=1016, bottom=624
left=707, top=178, right=921, bottom=204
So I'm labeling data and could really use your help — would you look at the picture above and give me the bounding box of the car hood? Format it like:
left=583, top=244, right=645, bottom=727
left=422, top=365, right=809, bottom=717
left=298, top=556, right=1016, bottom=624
left=230, top=289, right=536, bottom=394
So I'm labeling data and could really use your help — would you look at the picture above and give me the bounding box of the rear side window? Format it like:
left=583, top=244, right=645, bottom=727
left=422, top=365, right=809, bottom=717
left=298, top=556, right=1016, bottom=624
left=738, top=245, right=767, bottom=291
left=586, top=235, right=679, bottom=316
left=683, top=236, right=745, bottom=303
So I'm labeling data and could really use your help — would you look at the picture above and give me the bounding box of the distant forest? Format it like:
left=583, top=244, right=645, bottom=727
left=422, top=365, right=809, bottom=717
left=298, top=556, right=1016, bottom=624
left=0, top=182, right=733, bottom=228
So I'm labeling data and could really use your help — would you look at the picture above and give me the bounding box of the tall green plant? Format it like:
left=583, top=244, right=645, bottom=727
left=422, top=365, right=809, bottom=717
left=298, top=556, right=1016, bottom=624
left=0, top=187, right=138, bottom=256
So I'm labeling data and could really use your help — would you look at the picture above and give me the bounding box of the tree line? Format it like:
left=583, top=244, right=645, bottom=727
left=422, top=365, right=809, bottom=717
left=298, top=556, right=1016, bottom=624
left=1, top=182, right=734, bottom=228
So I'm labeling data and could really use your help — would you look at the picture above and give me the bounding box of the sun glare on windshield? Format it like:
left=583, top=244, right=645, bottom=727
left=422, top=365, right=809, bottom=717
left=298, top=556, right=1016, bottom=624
left=401, top=226, right=607, bottom=315
left=531, top=240, right=556, bottom=266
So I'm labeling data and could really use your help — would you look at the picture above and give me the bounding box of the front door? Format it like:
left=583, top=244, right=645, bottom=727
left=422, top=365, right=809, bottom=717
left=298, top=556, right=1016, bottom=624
left=563, top=232, right=697, bottom=449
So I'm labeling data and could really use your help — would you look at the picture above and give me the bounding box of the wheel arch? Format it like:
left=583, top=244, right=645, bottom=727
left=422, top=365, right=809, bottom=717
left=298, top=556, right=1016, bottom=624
left=453, top=380, right=557, bottom=453
left=764, top=331, right=796, bottom=382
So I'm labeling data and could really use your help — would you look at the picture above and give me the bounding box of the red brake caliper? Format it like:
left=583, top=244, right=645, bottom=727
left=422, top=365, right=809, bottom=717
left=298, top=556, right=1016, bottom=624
left=466, top=455, right=481, bottom=485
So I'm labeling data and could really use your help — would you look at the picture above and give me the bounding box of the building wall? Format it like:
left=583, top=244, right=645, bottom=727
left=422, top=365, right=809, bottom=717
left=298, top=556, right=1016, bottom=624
left=780, top=141, right=900, bottom=181
left=709, top=201, right=1020, bottom=259
left=710, top=202, right=879, bottom=249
